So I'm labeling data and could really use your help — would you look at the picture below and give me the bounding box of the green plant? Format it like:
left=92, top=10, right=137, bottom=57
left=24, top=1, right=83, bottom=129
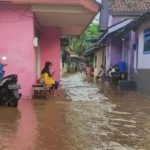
left=68, top=22, right=101, bottom=55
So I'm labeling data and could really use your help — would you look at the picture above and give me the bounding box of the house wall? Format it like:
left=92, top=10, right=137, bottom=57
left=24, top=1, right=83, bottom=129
left=112, top=17, right=123, bottom=26
left=137, top=21, right=150, bottom=69
left=105, top=37, right=122, bottom=72
left=129, top=31, right=136, bottom=79
left=133, top=34, right=138, bottom=73
left=105, top=39, right=111, bottom=71
left=111, top=32, right=135, bottom=79
left=108, top=16, right=123, bottom=27
left=110, top=37, right=122, bottom=65
left=0, top=5, right=35, bottom=99
left=40, top=27, right=61, bottom=81
left=134, top=21, right=150, bottom=96
left=134, top=69, right=150, bottom=96
left=104, top=17, right=125, bottom=71
left=122, top=32, right=135, bottom=79
left=94, top=49, right=103, bottom=78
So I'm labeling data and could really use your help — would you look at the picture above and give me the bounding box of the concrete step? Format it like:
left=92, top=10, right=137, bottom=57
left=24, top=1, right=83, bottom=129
left=118, top=80, right=137, bottom=90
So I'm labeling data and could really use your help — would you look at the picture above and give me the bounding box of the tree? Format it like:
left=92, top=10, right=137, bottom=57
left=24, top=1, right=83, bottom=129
left=68, top=22, right=101, bottom=55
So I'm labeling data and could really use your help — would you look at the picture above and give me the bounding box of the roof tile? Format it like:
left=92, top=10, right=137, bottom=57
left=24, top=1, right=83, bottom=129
left=108, top=0, right=150, bottom=16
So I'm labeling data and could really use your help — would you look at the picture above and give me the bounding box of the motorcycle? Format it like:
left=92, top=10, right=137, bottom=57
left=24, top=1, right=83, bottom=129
left=0, top=57, right=21, bottom=107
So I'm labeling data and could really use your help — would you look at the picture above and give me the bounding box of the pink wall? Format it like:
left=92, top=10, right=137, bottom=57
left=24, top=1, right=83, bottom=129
left=0, top=5, right=35, bottom=99
left=40, top=27, right=61, bottom=81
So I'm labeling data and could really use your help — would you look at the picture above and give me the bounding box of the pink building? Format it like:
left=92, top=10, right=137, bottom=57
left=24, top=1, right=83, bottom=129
left=0, top=0, right=100, bottom=98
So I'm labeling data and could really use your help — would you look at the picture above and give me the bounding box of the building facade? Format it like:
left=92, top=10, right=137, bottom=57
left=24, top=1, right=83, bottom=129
left=0, top=0, right=99, bottom=98
left=131, top=14, right=150, bottom=95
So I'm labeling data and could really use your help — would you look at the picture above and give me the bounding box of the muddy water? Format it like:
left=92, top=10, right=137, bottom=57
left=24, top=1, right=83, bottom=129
left=0, top=73, right=150, bottom=150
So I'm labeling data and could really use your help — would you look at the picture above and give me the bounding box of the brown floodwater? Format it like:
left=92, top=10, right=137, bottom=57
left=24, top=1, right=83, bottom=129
left=0, top=73, right=150, bottom=150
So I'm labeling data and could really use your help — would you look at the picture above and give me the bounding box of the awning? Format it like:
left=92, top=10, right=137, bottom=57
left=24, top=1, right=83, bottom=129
left=84, top=19, right=133, bottom=56
left=83, top=44, right=99, bottom=56
left=1, top=0, right=100, bottom=36
left=97, top=19, right=132, bottom=45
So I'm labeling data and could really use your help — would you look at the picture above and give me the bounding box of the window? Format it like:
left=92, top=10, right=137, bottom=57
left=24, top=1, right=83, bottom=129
left=144, top=28, right=150, bottom=54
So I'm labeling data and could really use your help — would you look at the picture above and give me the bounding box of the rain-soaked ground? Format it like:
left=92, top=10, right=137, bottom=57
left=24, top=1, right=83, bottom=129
left=0, top=73, right=150, bottom=150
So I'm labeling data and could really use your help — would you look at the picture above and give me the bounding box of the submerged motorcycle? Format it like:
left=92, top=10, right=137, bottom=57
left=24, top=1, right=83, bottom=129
left=0, top=57, right=21, bottom=107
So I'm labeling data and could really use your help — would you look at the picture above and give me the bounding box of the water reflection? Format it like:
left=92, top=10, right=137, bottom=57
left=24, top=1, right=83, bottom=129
left=10, top=100, right=37, bottom=150
left=61, top=74, right=150, bottom=150
left=0, top=107, right=20, bottom=149
left=0, top=73, right=150, bottom=150
left=0, top=100, right=38, bottom=150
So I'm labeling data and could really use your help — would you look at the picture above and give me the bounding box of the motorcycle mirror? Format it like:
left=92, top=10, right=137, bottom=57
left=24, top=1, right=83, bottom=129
left=1, top=56, right=7, bottom=61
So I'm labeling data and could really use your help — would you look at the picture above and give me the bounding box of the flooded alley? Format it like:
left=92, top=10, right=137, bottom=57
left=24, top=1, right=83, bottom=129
left=0, top=73, right=150, bottom=150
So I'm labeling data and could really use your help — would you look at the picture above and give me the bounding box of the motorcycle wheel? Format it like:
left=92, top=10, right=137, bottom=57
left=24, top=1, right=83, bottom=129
left=10, top=100, right=18, bottom=107
left=0, top=87, right=9, bottom=106
left=8, top=92, right=18, bottom=107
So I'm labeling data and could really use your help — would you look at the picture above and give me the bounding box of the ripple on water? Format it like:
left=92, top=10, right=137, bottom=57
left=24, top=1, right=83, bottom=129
left=62, top=74, right=108, bottom=101
left=0, top=73, right=149, bottom=150
left=61, top=74, right=145, bottom=150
